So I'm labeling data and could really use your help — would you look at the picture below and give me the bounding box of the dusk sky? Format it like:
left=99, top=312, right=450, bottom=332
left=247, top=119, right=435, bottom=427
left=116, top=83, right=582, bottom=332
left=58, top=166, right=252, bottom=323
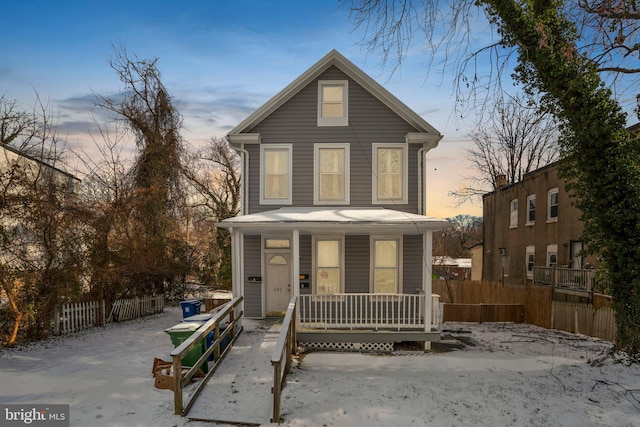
left=1, top=1, right=500, bottom=217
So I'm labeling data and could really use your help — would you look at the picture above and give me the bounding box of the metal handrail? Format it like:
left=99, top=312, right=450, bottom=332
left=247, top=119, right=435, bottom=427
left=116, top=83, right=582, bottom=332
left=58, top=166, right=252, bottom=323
left=170, top=296, right=244, bottom=416
left=270, top=296, right=297, bottom=423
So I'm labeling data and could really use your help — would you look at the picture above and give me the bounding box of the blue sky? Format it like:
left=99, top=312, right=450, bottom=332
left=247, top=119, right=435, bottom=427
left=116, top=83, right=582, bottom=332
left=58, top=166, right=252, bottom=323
left=1, top=0, right=491, bottom=217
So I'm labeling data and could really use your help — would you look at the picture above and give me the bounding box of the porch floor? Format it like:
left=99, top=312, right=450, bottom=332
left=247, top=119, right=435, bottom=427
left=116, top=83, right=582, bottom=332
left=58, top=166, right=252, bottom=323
left=186, top=318, right=281, bottom=426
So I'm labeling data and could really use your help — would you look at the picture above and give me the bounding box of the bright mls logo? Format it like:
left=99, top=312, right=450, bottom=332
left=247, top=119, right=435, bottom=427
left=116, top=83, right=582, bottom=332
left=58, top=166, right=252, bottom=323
left=0, top=405, right=69, bottom=427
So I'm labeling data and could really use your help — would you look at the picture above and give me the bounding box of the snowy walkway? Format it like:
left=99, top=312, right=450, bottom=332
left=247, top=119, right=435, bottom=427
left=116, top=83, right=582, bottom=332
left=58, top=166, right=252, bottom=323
left=186, top=318, right=281, bottom=426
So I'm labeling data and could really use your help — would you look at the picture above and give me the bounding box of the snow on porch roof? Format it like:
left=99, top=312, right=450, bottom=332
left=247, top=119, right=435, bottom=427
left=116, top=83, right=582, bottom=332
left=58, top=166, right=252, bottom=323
left=217, top=207, right=452, bottom=235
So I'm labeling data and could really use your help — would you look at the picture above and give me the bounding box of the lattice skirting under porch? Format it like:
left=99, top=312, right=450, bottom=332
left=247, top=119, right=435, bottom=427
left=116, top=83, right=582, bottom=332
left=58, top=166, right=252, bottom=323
left=301, top=342, right=394, bottom=352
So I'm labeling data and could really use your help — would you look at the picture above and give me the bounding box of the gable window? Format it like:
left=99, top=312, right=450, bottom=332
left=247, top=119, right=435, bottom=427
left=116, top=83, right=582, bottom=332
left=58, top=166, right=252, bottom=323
left=526, top=245, right=535, bottom=279
left=314, top=143, right=350, bottom=204
left=260, top=144, right=292, bottom=205
left=547, top=188, right=559, bottom=222
left=318, top=80, right=348, bottom=126
left=526, top=194, right=536, bottom=225
left=547, top=244, right=558, bottom=268
left=371, top=236, right=402, bottom=294
left=313, top=236, right=344, bottom=295
left=372, top=144, right=408, bottom=204
left=510, top=199, right=518, bottom=228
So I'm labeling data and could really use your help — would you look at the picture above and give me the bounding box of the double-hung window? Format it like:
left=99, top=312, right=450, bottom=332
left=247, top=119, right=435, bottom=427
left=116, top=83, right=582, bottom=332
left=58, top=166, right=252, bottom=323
left=547, top=244, right=558, bottom=267
left=526, top=245, right=535, bottom=279
left=318, top=80, right=348, bottom=126
left=314, top=143, right=350, bottom=204
left=261, top=144, right=292, bottom=205
left=372, top=144, right=408, bottom=204
left=526, top=194, right=536, bottom=225
left=510, top=199, right=518, bottom=228
left=371, top=236, right=402, bottom=294
left=547, top=188, right=559, bottom=222
left=314, top=236, right=344, bottom=295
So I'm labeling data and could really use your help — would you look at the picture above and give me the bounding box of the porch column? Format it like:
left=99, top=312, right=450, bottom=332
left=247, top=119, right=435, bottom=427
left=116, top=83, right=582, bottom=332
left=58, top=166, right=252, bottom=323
left=292, top=229, right=300, bottom=332
left=423, top=230, right=433, bottom=350
left=230, top=227, right=245, bottom=320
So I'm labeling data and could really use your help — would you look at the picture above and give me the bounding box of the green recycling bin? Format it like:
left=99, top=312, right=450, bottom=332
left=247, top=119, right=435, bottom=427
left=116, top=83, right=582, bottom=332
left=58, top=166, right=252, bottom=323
left=165, top=322, right=209, bottom=374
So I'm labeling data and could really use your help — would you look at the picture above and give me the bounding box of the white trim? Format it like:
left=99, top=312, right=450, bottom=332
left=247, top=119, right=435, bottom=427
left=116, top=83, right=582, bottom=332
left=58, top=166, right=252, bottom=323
left=546, top=243, right=558, bottom=267
left=510, top=199, right=519, bottom=228
left=312, top=235, right=345, bottom=294
left=526, top=245, right=535, bottom=279
left=260, top=144, right=292, bottom=205
left=369, top=235, right=403, bottom=294
left=317, top=80, right=348, bottom=127
left=372, top=143, right=408, bottom=204
left=314, top=143, right=350, bottom=205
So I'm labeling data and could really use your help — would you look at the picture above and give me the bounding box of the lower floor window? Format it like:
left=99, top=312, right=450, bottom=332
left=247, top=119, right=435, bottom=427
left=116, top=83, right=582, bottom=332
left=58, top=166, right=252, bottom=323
left=314, top=237, right=343, bottom=294
left=372, top=236, right=401, bottom=293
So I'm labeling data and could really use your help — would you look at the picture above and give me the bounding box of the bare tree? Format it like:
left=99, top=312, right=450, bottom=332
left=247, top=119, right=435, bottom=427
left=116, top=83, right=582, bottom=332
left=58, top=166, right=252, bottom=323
left=0, top=96, right=83, bottom=345
left=96, top=45, right=188, bottom=296
left=182, top=137, right=241, bottom=289
left=452, top=95, right=560, bottom=202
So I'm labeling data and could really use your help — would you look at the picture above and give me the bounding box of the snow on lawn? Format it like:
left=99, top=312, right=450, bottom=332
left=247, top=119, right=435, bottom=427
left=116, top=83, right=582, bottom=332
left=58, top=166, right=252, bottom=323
left=1, top=308, right=639, bottom=427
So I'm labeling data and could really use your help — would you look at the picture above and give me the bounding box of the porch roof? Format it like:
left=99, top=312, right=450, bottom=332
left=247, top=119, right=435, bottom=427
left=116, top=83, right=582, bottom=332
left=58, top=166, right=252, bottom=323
left=217, top=207, right=451, bottom=235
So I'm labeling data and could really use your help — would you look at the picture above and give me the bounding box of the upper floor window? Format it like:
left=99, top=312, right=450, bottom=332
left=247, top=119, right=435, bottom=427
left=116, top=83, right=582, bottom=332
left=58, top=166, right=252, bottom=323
left=318, top=80, right=348, bottom=126
left=314, top=236, right=344, bottom=295
left=526, top=245, right=535, bottom=279
left=371, top=236, right=402, bottom=294
left=547, top=188, right=559, bottom=222
left=260, top=144, right=292, bottom=205
left=372, top=143, right=408, bottom=204
left=314, top=143, right=350, bottom=204
left=526, top=194, right=536, bottom=225
left=510, top=199, right=518, bottom=228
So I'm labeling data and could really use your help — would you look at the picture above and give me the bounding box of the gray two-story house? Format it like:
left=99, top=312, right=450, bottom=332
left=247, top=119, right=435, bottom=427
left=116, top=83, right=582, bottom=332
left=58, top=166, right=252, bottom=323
left=218, top=50, right=449, bottom=350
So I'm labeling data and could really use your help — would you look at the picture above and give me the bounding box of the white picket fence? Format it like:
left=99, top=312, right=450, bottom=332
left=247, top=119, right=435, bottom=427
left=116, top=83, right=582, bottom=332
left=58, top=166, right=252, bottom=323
left=53, top=295, right=165, bottom=335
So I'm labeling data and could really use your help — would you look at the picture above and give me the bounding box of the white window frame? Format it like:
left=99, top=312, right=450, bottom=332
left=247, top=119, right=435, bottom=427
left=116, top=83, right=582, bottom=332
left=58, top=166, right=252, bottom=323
left=314, top=143, right=350, bottom=205
left=526, top=245, right=535, bottom=279
left=312, top=235, right=345, bottom=295
left=546, top=244, right=558, bottom=268
left=510, top=199, right=518, bottom=228
left=526, top=194, right=536, bottom=226
left=547, top=188, right=559, bottom=222
left=260, top=144, right=292, bottom=205
left=317, top=80, right=348, bottom=127
left=370, top=236, right=403, bottom=294
left=372, top=143, right=408, bottom=204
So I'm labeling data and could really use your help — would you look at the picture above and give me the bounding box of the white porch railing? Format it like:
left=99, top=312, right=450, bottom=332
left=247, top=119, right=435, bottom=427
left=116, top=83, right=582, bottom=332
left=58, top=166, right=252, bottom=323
left=299, top=293, right=440, bottom=331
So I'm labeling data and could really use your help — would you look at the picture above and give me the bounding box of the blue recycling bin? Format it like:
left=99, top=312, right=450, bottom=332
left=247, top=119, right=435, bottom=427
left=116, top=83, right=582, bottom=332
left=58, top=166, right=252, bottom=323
left=180, top=313, right=229, bottom=360
left=180, top=300, right=202, bottom=318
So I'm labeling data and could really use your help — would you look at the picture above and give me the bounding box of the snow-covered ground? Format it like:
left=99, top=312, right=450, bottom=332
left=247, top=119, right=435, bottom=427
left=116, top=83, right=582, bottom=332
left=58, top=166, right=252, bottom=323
left=1, top=306, right=639, bottom=427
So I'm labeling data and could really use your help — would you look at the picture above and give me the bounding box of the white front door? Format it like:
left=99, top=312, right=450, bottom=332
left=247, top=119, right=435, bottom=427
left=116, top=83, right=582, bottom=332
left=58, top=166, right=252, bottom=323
left=265, top=253, right=291, bottom=314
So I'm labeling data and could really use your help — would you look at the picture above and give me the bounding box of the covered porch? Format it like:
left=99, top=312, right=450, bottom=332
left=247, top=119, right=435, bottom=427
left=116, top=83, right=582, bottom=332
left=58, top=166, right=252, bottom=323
left=218, top=207, right=450, bottom=348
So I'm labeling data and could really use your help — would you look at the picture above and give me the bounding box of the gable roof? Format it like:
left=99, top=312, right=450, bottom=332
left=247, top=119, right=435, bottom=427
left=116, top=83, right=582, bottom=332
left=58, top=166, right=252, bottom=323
left=227, top=49, right=443, bottom=143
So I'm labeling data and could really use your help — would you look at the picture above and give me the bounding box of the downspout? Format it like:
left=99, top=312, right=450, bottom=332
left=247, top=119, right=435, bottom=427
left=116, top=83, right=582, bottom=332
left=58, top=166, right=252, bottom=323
left=234, top=144, right=249, bottom=216
left=417, top=146, right=427, bottom=215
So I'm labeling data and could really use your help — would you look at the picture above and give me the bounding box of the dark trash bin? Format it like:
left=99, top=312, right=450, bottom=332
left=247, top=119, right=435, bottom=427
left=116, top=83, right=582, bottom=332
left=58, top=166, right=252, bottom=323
left=181, top=314, right=230, bottom=360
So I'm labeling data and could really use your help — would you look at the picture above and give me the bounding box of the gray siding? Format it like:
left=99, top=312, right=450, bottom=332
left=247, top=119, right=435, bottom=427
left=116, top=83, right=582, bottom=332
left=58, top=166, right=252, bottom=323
left=402, top=235, right=423, bottom=294
left=345, top=235, right=371, bottom=293
left=243, top=235, right=262, bottom=318
left=245, top=66, right=421, bottom=214
left=299, top=235, right=312, bottom=296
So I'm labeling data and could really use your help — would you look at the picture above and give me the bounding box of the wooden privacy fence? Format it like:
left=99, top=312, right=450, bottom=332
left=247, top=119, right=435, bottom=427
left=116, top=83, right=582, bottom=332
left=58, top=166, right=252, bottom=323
left=54, top=295, right=165, bottom=335
left=434, top=280, right=617, bottom=342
